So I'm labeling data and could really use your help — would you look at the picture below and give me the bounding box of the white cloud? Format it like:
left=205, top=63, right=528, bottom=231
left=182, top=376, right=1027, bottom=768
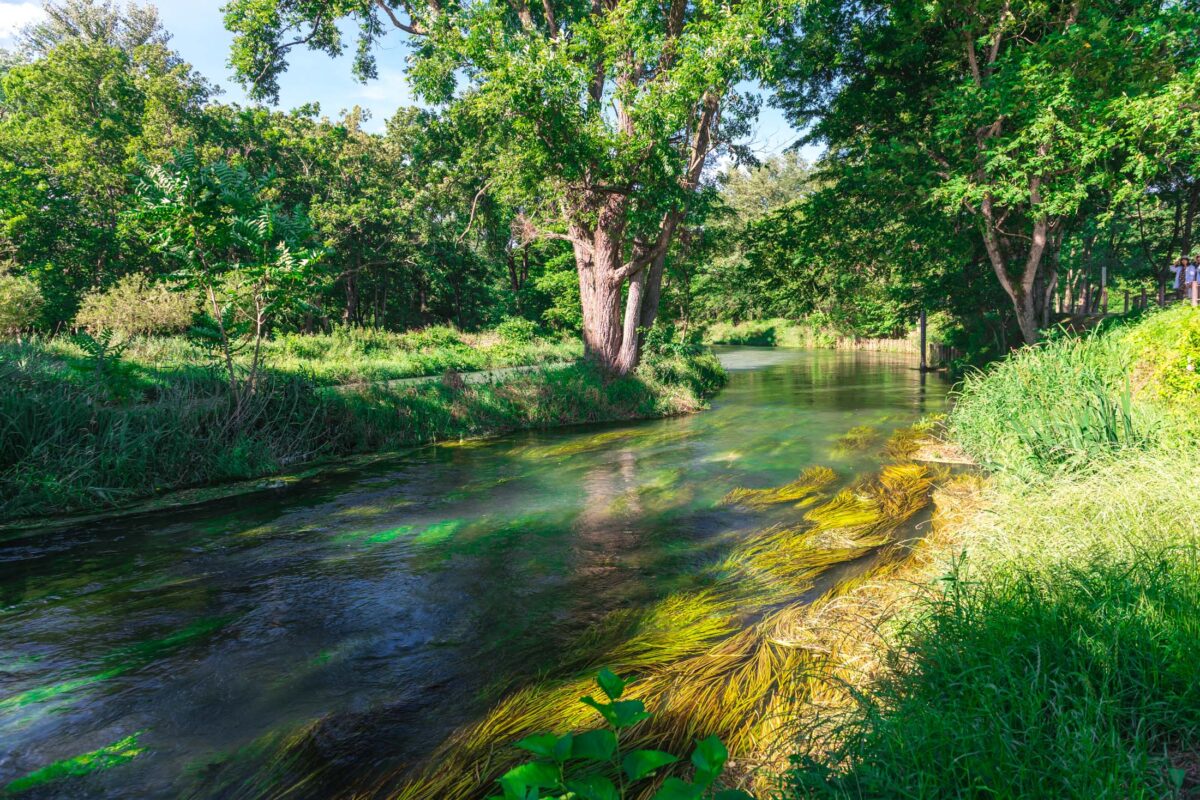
left=0, top=1, right=45, bottom=47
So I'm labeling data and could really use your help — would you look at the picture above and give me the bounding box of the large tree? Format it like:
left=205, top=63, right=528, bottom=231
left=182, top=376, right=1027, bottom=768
left=772, top=0, right=1200, bottom=344
left=223, top=0, right=782, bottom=372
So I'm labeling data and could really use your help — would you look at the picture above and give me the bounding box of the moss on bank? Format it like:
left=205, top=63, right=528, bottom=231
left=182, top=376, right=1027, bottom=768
left=0, top=350, right=726, bottom=522
left=781, top=306, right=1200, bottom=799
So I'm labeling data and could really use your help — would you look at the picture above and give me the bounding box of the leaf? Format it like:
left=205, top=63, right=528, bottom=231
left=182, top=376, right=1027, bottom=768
left=596, top=668, right=626, bottom=701
left=622, top=749, right=678, bottom=781
left=497, top=760, right=560, bottom=797
left=565, top=773, right=619, bottom=800
left=570, top=729, right=617, bottom=762
left=690, top=734, right=728, bottom=786
left=651, top=777, right=703, bottom=800
left=608, top=699, right=652, bottom=729
left=514, top=732, right=560, bottom=759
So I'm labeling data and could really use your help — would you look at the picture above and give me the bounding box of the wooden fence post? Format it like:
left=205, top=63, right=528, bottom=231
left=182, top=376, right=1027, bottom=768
left=919, top=309, right=928, bottom=371
left=1123, top=290, right=1130, bottom=314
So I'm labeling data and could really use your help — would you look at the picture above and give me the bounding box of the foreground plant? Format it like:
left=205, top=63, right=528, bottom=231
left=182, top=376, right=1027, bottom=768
left=492, top=669, right=753, bottom=800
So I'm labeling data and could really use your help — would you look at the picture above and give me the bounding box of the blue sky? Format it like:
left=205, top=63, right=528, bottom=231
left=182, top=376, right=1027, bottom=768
left=0, top=0, right=814, bottom=160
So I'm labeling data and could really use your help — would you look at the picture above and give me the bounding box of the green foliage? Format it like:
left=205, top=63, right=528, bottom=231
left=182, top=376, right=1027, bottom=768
left=75, top=274, right=198, bottom=336
left=786, top=548, right=1200, bottom=800
left=496, top=316, right=540, bottom=345
left=948, top=311, right=1199, bottom=477
left=0, top=342, right=723, bottom=520
left=0, top=267, right=45, bottom=336
left=492, top=670, right=752, bottom=800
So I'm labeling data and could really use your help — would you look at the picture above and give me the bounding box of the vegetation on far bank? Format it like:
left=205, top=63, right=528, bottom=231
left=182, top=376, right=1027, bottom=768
left=0, top=329, right=724, bottom=522
left=784, top=305, right=1200, bottom=798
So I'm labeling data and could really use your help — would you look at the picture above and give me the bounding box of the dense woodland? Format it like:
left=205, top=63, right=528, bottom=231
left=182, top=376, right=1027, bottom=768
left=2, top=0, right=1195, bottom=371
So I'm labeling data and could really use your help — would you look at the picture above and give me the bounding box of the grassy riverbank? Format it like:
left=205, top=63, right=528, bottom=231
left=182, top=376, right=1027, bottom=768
left=783, top=306, right=1200, bottom=798
left=0, top=329, right=724, bottom=522
left=704, top=317, right=920, bottom=352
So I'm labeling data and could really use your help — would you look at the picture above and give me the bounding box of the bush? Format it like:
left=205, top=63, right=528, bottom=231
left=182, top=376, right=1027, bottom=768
left=0, top=268, right=45, bottom=337
left=495, top=316, right=539, bottom=344
left=75, top=274, right=198, bottom=336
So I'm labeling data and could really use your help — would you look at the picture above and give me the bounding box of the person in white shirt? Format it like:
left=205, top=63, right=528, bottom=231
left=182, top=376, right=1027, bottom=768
left=1185, top=254, right=1200, bottom=300
left=1171, top=256, right=1186, bottom=297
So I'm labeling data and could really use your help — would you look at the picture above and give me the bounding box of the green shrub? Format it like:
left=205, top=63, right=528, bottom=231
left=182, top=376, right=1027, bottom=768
left=0, top=268, right=45, bottom=337
left=75, top=274, right=198, bottom=336
left=495, top=316, right=540, bottom=344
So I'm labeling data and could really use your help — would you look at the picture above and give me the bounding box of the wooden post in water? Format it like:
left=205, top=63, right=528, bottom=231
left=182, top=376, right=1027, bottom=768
left=919, top=309, right=928, bottom=371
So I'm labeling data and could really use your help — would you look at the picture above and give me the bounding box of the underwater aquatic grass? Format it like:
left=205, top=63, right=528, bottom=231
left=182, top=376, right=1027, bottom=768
left=334, top=460, right=938, bottom=799
left=719, top=467, right=836, bottom=509
left=3, top=732, right=145, bottom=795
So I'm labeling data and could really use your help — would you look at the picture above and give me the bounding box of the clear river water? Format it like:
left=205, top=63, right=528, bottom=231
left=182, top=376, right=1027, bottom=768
left=0, top=348, right=949, bottom=799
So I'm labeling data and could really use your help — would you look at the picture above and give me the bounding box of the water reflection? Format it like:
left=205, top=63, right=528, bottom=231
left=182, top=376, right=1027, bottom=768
left=0, top=348, right=947, bottom=799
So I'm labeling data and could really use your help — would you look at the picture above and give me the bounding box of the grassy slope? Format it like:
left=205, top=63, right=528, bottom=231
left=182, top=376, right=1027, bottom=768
left=704, top=317, right=919, bottom=351
left=783, top=306, right=1200, bottom=799
left=0, top=331, right=724, bottom=521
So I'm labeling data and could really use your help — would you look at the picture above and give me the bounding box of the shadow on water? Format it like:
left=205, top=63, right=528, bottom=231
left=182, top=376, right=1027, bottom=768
left=0, top=348, right=949, bottom=799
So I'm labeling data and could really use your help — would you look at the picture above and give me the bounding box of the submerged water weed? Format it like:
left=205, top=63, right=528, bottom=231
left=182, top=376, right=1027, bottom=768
left=490, top=669, right=752, bottom=800
left=718, top=467, right=837, bottom=509
left=3, top=732, right=145, bottom=795
left=367, top=462, right=935, bottom=799
left=831, top=426, right=878, bottom=455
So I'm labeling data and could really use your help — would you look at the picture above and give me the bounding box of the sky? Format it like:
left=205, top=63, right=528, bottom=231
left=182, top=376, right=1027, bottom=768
left=0, top=0, right=816, bottom=161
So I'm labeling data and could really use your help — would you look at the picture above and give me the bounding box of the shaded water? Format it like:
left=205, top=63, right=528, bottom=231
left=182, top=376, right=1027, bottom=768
left=0, top=348, right=948, bottom=798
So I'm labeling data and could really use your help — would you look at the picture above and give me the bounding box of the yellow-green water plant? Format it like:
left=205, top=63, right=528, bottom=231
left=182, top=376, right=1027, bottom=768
left=3, top=732, right=145, bottom=795
left=490, top=669, right=753, bottom=800
left=831, top=426, right=878, bottom=455
left=377, top=462, right=937, bottom=799
left=718, top=467, right=836, bottom=510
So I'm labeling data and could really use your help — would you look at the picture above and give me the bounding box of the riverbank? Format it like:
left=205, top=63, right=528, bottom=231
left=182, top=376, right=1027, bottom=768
left=0, top=335, right=725, bottom=522
left=778, top=306, right=1200, bottom=797
left=703, top=317, right=921, bottom=353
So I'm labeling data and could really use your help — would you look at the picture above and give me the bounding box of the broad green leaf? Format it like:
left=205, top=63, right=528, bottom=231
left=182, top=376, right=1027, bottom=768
left=514, top=732, right=560, bottom=759
left=690, top=734, right=728, bottom=785
left=571, top=729, right=617, bottom=761
left=608, top=699, right=652, bottom=729
left=622, top=749, right=678, bottom=781
left=565, top=773, right=619, bottom=800
left=497, top=760, right=560, bottom=797
left=652, top=777, right=703, bottom=800
left=596, top=668, right=626, bottom=701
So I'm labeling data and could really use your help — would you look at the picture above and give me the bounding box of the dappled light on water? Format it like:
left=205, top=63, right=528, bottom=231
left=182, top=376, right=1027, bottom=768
left=0, top=349, right=947, bottom=798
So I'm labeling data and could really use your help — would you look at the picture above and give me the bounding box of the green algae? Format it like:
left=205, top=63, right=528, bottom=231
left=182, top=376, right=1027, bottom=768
left=367, top=524, right=416, bottom=544
left=414, top=519, right=466, bottom=545
left=3, top=732, right=145, bottom=795
left=1, top=618, right=229, bottom=716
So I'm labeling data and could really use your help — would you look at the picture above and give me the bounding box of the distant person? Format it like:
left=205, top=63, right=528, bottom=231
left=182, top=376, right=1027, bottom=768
left=1172, top=255, right=1189, bottom=299
left=1186, top=255, right=1200, bottom=300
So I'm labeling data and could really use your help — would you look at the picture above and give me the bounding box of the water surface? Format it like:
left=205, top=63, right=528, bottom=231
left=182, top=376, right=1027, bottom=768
left=0, top=348, right=948, bottom=798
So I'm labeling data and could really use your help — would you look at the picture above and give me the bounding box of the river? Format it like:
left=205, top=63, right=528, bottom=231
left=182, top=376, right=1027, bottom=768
left=0, top=347, right=948, bottom=798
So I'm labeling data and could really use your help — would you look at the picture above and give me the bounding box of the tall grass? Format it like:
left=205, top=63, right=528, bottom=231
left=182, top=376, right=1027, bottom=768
left=0, top=351, right=725, bottom=521
left=703, top=318, right=918, bottom=353
left=4, top=324, right=582, bottom=390
left=783, top=307, right=1200, bottom=799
